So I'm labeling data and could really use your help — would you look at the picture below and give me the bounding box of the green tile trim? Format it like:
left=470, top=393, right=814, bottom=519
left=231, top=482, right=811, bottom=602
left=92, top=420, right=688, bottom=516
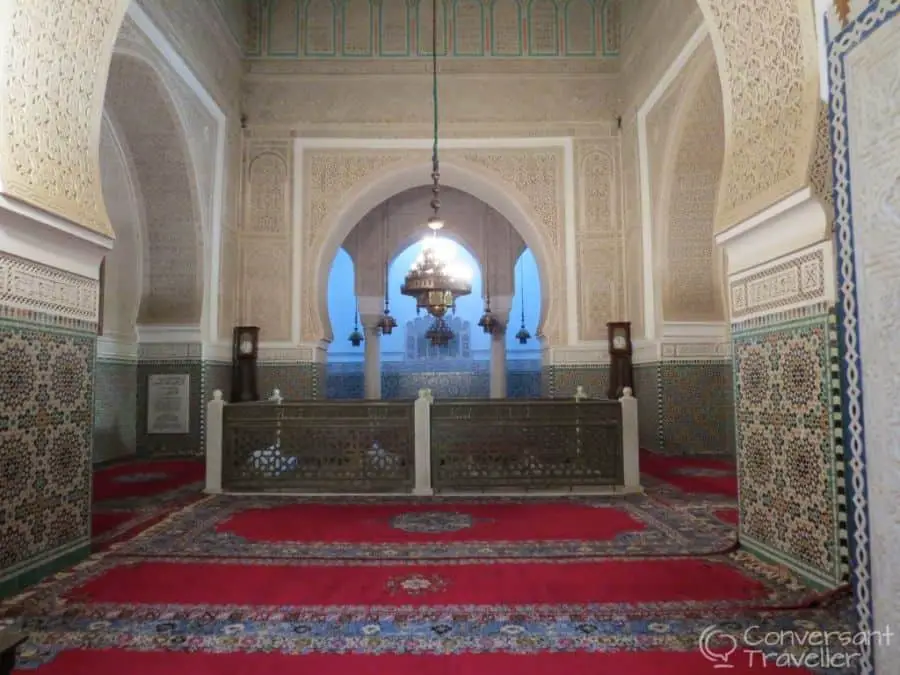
left=741, top=535, right=839, bottom=591
left=0, top=541, right=90, bottom=600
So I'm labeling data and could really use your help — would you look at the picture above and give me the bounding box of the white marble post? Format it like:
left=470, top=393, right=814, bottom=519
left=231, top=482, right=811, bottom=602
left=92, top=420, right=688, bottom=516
left=363, top=324, right=381, bottom=399
left=619, top=387, right=641, bottom=491
left=488, top=295, right=513, bottom=399
left=413, top=388, right=434, bottom=496
left=490, top=327, right=507, bottom=399
left=205, top=390, right=226, bottom=494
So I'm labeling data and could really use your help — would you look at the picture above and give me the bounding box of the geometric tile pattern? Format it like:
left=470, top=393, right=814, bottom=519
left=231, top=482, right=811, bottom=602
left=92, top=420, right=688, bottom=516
left=543, top=365, right=609, bottom=399
left=324, top=363, right=542, bottom=399
left=732, top=311, right=847, bottom=587
left=658, top=362, right=734, bottom=455
left=93, top=360, right=137, bottom=464
left=633, top=362, right=734, bottom=455
left=0, top=321, right=94, bottom=576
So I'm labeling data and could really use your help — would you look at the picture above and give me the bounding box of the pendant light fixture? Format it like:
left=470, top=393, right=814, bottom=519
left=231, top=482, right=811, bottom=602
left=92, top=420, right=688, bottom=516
left=478, top=211, right=499, bottom=334
left=348, top=303, right=363, bottom=347
left=375, top=202, right=397, bottom=335
left=515, top=256, right=531, bottom=345
left=399, top=0, right=472, bottom=340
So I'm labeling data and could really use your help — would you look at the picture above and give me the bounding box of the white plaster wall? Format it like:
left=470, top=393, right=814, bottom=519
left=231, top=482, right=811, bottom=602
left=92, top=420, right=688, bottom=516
left=844, top=12, right=900, bottom=668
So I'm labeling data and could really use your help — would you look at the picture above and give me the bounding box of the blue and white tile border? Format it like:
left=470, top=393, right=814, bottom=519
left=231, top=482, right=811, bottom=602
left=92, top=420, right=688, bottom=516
left=828, top=2, right=900, bottom=672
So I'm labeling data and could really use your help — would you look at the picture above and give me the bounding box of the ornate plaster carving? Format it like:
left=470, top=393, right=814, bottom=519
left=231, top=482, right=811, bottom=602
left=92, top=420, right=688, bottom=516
left=696, top=0, right=821, bottom=231
left=239, top=141, right=293, bottom=341
left=103, top=55, right=203, bottom=326
left=0, top=0, right=130, bottom=236
left=296, top=146, right=565, bottom=348
left=0, top=254, right=99, bottom=325
left=659, top=51, right=726, bottom=322
left=808, top=101, right=835, bottom=230
left=574, top=139, right=623, bottom=341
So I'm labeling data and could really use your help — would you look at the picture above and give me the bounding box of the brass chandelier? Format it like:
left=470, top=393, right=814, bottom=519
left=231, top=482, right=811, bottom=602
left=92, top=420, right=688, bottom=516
left=399, top=0, right=471, bottom=342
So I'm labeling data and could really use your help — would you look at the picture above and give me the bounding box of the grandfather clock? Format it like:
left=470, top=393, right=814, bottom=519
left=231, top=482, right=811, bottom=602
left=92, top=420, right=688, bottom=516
left=231, top=326, right=260, bottom=402
left=607, top=321, right=634, bottom=399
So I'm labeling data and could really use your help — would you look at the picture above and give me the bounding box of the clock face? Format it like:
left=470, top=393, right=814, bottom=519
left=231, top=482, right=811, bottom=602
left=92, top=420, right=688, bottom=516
left=612, top=334, right=627, bottom=350
left=239, top=338, right=254, bottom=355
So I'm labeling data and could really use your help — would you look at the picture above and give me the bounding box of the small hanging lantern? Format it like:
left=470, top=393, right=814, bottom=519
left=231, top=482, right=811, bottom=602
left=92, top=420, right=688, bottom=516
left=478, top=298, right=499, bottom=335
left=515, top=323, right=531, bottom=345
left=426, top=317, right=454, bottom=347
left=514, top=255, right=530, bottom=345
left=376, top=308, right=397, bottom=335
left=348, top=307, right=364, bottom=347
left=376, top=226, right=397, bottom=335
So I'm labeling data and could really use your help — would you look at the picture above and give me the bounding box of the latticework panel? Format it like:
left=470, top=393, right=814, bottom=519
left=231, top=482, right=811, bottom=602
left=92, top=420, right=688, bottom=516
left=430, top=400, right=623, bottom=490
left=222, top=402, right=415, bottom=492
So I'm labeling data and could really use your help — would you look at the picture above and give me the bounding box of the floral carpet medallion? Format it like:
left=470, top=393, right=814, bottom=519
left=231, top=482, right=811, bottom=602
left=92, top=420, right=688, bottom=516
left=390, top=511, right=477, bottom=534
left=386, top=573, right=450, bottom=596
left=109, top=495, right=738, bottom=560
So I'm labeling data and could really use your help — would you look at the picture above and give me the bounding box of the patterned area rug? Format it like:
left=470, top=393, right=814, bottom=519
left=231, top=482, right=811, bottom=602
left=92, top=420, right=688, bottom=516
left=108, top=494, right=738, bottom=559
left=91, top=460, right=205, bottom=552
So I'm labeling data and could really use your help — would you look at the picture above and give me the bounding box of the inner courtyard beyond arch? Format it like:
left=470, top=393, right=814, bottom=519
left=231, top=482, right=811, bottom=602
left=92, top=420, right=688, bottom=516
left=0, top=0, right=897, bottom=673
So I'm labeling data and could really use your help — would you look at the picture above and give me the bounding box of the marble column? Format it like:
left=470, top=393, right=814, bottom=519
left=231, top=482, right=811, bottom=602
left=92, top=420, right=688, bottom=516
left=363, top=323, right=381, bottom=399
left=490, top=326, right=507, bottom=398
left=488, top=295, right=513, bottom=399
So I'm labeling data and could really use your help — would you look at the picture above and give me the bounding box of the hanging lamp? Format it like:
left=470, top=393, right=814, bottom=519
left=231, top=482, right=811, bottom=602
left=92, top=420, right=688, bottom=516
left=348, top=304, right=364, bottom=347
left=478, top=210, right=500, bottom=335
left=375, top=204, right=397, bottom=335
left=399, top=0, right=471, bottom=333
left=515, top=257, right=531, bottom=345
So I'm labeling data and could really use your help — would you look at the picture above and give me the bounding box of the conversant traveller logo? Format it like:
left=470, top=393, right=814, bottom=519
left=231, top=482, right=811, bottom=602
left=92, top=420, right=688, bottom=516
left=698, top=624, right=893, bottom=669
left=698, top=625, right=739, bottom=668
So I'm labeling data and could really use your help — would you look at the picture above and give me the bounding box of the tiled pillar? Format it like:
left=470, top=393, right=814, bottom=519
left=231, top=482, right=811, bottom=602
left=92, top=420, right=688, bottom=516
left=716, top=188, right=847, bottom=589
left=0, top=201, right=111, bottom=596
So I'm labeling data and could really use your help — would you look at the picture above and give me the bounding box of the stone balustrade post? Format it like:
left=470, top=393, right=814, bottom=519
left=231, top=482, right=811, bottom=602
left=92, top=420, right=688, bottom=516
left=413, top=388, right=434, bottom=496
left=205, top=390, right=226, bottom=494
left=619, top=387, right=641, bottom=491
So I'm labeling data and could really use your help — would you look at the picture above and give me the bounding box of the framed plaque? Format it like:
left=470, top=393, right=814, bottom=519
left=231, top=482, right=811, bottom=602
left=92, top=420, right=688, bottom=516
left=147, top=374, right=191, bottom=434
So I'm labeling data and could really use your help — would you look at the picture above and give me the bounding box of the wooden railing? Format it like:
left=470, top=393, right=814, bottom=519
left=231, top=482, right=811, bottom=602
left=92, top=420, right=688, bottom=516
left=219, top=400, right=415, bottom=493
left=429, top=399, right=624, bottom=491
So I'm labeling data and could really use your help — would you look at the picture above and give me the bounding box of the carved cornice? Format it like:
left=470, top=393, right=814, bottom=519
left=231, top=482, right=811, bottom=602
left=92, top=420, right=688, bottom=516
left=244, top=59, right=622, bottom=77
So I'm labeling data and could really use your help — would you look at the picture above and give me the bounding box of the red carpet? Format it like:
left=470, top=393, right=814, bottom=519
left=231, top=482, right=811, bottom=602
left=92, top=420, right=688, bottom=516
left=640, top=450, right=737, bottom=497
left=715, top=508, right=740, bottom=525
left=93, top=459, right=204, bottom=501
left=218, top=501, right=644, bottom=543
left=65, top=558, right=775, bottom=607
left=91, top=512, right=135, bottom=538
left=21, top=649, right=817, bottom=674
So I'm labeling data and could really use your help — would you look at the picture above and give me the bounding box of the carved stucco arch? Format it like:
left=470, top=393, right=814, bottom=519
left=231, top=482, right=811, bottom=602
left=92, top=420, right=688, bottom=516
left=102, top=51, right=204, bottom=326
left=309, top=159, right=556, bottom=346
left=692, top=0, right=821, bottom=231
left=98, top=110, right=147, bottom=340
left=653, top=41, right=726, bottom=324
